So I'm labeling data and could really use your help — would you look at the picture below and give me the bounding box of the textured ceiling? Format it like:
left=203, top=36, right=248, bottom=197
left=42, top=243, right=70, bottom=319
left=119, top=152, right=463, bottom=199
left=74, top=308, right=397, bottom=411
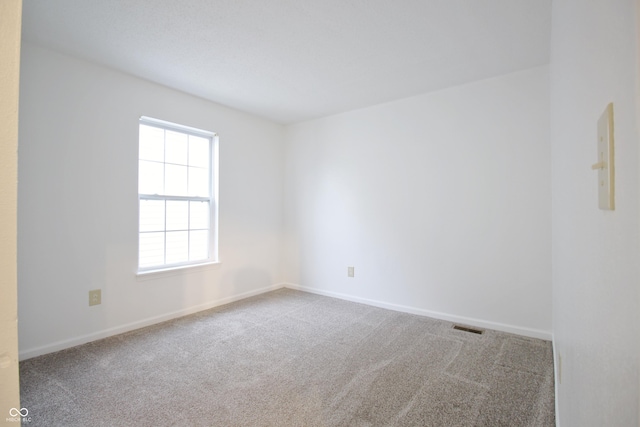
left=21, top=0, right=551, bottom=124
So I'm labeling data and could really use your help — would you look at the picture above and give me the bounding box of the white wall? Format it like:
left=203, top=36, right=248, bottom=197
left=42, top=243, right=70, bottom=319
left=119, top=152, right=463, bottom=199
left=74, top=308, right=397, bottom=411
left=283, top=67, right=552, bottom=338
left=1, top=0, right=22, bottom=418
left=550, top=0, right=640, bottom=425
left=18, top=43, right=285, bottom=358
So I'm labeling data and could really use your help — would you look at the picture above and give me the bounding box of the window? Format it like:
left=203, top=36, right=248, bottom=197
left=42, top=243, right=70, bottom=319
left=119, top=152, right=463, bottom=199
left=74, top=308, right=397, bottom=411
left=138, top=116, right=218, bottom=271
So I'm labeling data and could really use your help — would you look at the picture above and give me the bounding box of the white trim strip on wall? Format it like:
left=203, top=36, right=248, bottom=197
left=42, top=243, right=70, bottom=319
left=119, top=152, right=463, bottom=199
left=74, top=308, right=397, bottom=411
left=19, top=283, right=282, bottom=360
left=283, top=283, right=553, bottom=341
left=20, top=282, right=552, bottom=360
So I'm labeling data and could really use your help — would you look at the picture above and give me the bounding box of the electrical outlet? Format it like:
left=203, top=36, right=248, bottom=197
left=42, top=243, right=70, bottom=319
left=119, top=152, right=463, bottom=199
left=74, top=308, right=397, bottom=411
left=347, top=266, right=355, bottom=278
left=592, top=103, right=615, bottom=210
left=89, top=289, right=101, bottom=306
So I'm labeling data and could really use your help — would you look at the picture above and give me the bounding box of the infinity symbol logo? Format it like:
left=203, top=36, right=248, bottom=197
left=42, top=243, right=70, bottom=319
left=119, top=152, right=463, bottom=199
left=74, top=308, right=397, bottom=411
left=9, top=408, right=28, bottom=417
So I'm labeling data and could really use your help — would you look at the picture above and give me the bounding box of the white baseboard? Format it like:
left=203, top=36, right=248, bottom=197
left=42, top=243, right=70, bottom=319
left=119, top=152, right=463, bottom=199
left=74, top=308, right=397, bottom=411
left=19, top=283, right=285, bottom=360
left=20, top=282, right=552, bottom=360
left=552, top=335, right=560, bottom=426
left=283, top=283, right=552, bottom=341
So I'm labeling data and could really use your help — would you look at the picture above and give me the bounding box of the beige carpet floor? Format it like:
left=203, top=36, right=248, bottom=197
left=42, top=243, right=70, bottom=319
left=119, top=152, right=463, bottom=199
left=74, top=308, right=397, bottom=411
left=20, top=288, right=555, bottom=426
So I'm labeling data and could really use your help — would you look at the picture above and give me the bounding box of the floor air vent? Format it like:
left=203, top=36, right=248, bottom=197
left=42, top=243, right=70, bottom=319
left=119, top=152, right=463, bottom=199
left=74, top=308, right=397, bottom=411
left=453, top=325, right=484, bottom=335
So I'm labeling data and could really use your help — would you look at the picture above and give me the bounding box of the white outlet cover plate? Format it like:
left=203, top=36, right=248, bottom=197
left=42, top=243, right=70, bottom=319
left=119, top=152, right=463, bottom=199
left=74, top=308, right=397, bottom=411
left=596, top=103, right=614, bottom=210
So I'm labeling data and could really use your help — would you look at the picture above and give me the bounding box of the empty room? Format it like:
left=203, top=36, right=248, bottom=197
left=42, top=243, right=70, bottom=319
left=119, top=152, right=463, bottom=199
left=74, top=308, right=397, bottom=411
left=1, top=0, right=639, bottom=426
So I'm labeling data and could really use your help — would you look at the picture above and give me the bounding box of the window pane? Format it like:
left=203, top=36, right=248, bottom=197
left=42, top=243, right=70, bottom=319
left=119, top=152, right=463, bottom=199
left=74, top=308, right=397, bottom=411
left=139, top=232, right=165, bottom=267
left=165, top=164, right=188, bottom=196
left=139, top=160, right=164, bottom=195
left=139, top=118, right=216, bottom=270
left=165, top=130, right=188, bottom=165
left=188, top=167, right=209, bottom=197
left=166, top=200, right=188, bottom=231
left=189, top=135, right=210, bottom=168
left=190, top=201, right=209, bottom=230
left=139, top=125, right=164, bottom=162
left=140, top=199, right=165, bottom=232
left=189, top=230, right=209, bottom=261
left=166, top=231, right=188, bottom=264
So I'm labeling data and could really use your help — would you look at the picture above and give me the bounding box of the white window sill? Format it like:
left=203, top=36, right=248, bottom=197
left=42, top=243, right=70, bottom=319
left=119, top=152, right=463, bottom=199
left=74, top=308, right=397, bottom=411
left=136, top=261, right=221, bottom=281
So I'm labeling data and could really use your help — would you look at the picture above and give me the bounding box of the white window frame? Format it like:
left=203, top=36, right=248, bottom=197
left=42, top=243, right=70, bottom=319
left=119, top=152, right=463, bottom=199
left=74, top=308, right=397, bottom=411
left=137, top=116, right=219, bottom=274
